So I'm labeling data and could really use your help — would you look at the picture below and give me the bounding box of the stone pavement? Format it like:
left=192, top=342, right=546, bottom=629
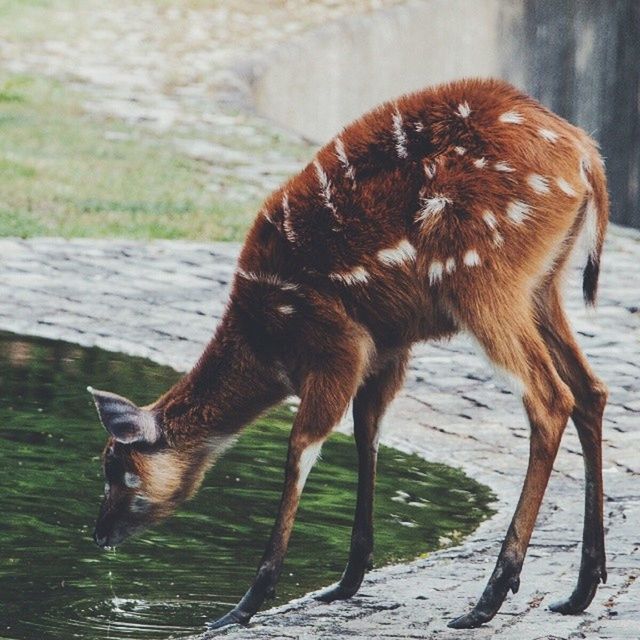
left=0, top=227, right=638, bottom=639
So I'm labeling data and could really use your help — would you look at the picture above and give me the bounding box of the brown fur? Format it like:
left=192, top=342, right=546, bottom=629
left=92, top=78, right=609, bottom=630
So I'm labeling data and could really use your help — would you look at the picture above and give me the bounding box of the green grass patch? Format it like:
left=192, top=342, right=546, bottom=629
left=0, top=74, right=269, bottom=241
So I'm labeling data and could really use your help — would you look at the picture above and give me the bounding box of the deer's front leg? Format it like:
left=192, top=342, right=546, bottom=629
left=206, top=356, right=366, bottom=631
left=206, top=436, right=323, bottom=630
left=316, top=353, right=407, bottom=603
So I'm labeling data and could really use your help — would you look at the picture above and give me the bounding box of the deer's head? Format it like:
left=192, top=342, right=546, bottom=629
left=88, top=387, right=230, bottom=548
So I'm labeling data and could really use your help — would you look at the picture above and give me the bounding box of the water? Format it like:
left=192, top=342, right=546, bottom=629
left=0, top=331, right=494, bottom=640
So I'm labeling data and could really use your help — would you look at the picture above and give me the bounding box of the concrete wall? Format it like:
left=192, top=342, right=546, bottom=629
left=512, top=0, right=640, bottom=229
left=250, top=0, right=639, bottom=229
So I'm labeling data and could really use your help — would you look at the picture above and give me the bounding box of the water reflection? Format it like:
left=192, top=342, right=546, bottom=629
left=0, top=331, right=493, bottom=640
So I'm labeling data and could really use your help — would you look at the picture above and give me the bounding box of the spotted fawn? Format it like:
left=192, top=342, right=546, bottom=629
left=90, top=78, right=609, bottom=630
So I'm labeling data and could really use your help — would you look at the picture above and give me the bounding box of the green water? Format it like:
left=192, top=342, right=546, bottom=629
left=0, top=331, right=494, bottom=640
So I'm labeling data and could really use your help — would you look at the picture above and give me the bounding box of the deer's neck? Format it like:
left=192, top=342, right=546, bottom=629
left=154, top=316, right=289, bottom=444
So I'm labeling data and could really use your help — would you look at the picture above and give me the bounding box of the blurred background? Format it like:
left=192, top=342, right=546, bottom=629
left=0, top=0, right=638, bottom=243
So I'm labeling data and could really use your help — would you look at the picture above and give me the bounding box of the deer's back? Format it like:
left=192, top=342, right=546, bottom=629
left=236, top=78, right=602, bottom=346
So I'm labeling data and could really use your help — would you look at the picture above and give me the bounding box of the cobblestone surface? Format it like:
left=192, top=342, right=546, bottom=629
left=0, top=227, right=638, bottom=639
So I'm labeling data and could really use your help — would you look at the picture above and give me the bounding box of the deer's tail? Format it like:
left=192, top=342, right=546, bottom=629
left=580, top=145, right=609, bottom=307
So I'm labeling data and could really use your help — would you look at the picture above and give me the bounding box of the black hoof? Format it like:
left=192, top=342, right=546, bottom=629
left=314, top=583, right=358, bottom=603
left=447, top=608, right=493, bottom=629
left=549, top=566, right=605, bottom=615
left=548, top=585, right=599, bottom=615
left=205, top=608, right=250, bottom=631
left=548, top=597, right=584, bottom=615
left=448, top=563, right=520, bottom=629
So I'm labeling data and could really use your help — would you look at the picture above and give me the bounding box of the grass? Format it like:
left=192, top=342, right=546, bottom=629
left=0, top=75, right=272, bottom=241
left=0, top=0, right=317, bottom=242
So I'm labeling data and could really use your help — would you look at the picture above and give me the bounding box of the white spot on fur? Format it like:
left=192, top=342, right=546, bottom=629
left=445, top=257, right=456, bottom=274
left=456, top=101, right=471, bottom=118
left=537, top=238, right=565, bottom=278
left=482, top=210, right=498, bottom=229
left=237, top=269, right=299, bottom=291
left=527, top=173, right=550, bottom=194
left=579, top=155, right=591, bottom=188
left=371, top=430, right=381, bottom=454
left=282, top=192, right=290, bottom=216
left=424, top=162, right=437, bottom=180
left=329, top=266, right=370, bottom=286
left=417, top=195, right=452, bottom=221
left=499, top=110, right=524, bottom=124
left=556, top=177, right=577, bottom=197
left=281, top=192, right=298, bottom=244
left=463, top=249, right=481, bottom=267
left=377, top=239, right=417, bottom=266
left=582, top=197, right=599, bottom=260
left=494, top=161, right=515, bottom=172
left=277, top=305, right=295, bottom=315
left=124, top=472, right=141, bottom=489
left=334, top=137, right=356, bottom=184
left=297, top=441, right=323, bottom=493
left=538, top=127, right=559, bottom=143
left=473, top=157, right=487, bottom=169
left=414, top=121, right=424, bottom=132
left=428, top=260, right=444, bottom=285
left=506, top=200, right=531, bottom=224
left=454, top=146, right=467, bottom=156
left=392, top=108, right=408, bottom=159
left=313, top=159, right=338, bottom=216
left=204, top=434, right=239, bottom=458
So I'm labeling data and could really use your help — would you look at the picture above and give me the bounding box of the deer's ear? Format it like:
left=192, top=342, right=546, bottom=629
left=87, top=387, right=161, bottom=444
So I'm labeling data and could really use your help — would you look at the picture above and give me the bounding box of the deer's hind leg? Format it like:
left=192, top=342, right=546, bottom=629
left=448, top=295, right=575, bottom=629
left=535, top=284, right=608, bottom=614
left=316, top=350, right=409, bottom=603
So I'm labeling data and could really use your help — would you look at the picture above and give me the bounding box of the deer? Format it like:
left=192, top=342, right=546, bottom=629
left=89, top=77, right=609, bottom=631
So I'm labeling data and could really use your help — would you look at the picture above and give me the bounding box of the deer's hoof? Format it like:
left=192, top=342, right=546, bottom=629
left=548, top=588, right=597, bottom=616
left=548, top=597, right=583, bottom=615
left=205, top=608, right=250, bottom=632
left=314, top=583, right=358, bottom=603
left=447, top=608, right=493, bottom=629
left=549, top=564, right=606, bottom=615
